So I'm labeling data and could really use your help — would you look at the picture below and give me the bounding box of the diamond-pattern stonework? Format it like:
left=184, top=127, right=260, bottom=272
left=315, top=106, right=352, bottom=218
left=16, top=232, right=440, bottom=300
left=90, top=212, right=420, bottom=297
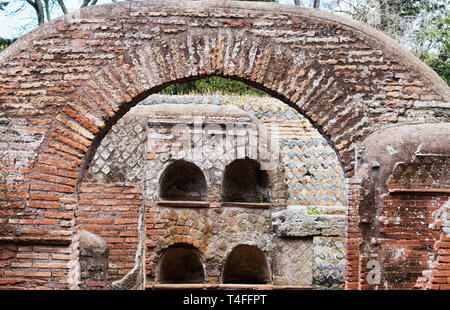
left=313, top=236, right=346, bottom=289
left=271, top=238, right=313, bottom=286
left=386, top=154, right=449, bottom=192
left=280, top=139, right=346, bottom=206
left=79, top=95, right=346, bottom=289
left=84, top=116, right=147, bottom=183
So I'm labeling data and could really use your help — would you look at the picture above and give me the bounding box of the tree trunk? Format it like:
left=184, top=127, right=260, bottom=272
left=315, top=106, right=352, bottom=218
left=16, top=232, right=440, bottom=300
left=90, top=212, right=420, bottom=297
left=379, top=0, right=390, bottom=31
left=57, top=0, right=68, bottom=14
left=43, top=0, right=50, bottom=22
left=25, top=0, right=45, bottom=25
left=313, top=0, right=320, bottom=8
left=293, top=0, right=300, bottom=6
left=34, top=0, right=45, bottom=25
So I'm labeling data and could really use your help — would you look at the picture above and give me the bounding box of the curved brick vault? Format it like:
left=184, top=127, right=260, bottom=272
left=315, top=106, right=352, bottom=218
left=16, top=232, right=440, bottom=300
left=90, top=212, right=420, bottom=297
left=0, top=1, right=449, bottom=290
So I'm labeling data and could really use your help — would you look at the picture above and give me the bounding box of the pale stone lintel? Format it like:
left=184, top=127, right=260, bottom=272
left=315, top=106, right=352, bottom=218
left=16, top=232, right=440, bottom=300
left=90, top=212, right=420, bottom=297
left=272, top=205, right=346, bottom=237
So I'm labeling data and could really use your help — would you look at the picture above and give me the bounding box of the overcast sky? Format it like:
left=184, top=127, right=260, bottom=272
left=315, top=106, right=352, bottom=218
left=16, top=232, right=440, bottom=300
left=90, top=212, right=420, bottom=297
left=1, top=0, right=110, bottom=38
left=0, top=0, right=336, bottom=39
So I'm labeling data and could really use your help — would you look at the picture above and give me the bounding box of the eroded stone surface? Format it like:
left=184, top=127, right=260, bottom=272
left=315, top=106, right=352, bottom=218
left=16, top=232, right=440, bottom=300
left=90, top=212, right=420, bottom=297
left=272, top=206, right=345, bottom=237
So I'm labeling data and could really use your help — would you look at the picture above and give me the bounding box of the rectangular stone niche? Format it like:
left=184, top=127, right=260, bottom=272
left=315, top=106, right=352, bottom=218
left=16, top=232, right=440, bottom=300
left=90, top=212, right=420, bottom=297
left=271, top=206, right=345, bottom=237
left=220, top=202, right=271, bottom=209
left=156, top=200, right=210, bottom=208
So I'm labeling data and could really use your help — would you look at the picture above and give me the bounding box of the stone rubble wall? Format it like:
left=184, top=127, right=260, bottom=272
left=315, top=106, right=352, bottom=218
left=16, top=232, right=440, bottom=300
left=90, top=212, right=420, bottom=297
left=77, top=95, right=347, bottom=288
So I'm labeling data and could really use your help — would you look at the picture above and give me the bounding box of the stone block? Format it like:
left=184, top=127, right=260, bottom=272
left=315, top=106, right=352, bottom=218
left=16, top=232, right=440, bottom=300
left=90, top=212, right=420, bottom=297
left=272, top=206, right=345, bottom=237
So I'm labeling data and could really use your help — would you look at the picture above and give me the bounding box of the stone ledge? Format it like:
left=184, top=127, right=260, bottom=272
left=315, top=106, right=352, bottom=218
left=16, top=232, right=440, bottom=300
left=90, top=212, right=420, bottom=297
left=220, top=202, right=271, bottom=209
left=387, top=188, right=450, bottom=194
left=272, top=206, right=345, bottom=237
left=156, top=201, right=271, bottom=209
left=157, top=200, right=210, bottom=208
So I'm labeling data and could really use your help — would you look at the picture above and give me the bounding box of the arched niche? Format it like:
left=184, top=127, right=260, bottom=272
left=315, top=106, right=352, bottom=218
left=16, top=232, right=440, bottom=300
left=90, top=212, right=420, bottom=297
left=222, top=159, right=270, bottom=203
left=159, top=160, right=208, bottom=201
left=222, top=244, right=271, bottom=284
left=157, top=244, right=205, bottom=284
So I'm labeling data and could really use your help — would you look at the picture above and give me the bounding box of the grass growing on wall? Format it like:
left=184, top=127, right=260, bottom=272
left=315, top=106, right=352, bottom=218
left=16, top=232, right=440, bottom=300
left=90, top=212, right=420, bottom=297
left=161, top=76, right=269, bottom=96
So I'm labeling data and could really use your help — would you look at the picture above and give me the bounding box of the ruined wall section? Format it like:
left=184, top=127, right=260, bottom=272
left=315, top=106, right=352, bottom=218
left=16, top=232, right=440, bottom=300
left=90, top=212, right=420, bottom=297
left=0, top=1, right=448, bottom=290
left=141, top=103, right=286, bottom=286
left=140, top=95, right=346, bottom=288
left=414, top=199, right=450, bottom=290
left=350, top=151, right=449, bottom=290
left=369, top=155, right=449, bottom=289
left=76, top=95, right=347, bottom=289
left=78, top=114, right=147, bottom=285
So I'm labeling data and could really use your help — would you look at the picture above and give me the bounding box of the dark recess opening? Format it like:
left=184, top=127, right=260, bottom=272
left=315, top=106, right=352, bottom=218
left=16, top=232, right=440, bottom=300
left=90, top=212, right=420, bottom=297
left=158, top=244, right=205, bottom=284
left=222, top=159, right=270, bottom=203
left=159, top=160, right=208, bottom=201
left=222, top=244, right=271, bottom=284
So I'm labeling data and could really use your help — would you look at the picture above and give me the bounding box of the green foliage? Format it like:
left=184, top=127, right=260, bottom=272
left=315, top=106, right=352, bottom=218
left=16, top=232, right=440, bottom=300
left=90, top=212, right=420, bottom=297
left=416, top=8, right=449, bottom=85
left=383, top=0, right=446, bottom=18
left=307, top=207, right=322, bottom=215
left=0, top=37, right=14, bottom=52
left=421, top=52, right=450, bottom=85
left=332, top=0, right=449, bottom=85
left=256, top=193, right=269, bottom=203
left=161, top=76, right=268, bottom=96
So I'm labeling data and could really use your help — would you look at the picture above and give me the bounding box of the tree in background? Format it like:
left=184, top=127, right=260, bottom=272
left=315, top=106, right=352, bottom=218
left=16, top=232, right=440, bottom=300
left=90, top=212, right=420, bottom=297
left=0, top=37, right=13, bottom=51
left=330, top=0, right=446, bottom=48
left=417, top=13, right=449, bottom=84
left=1, top=0, right=117, bottom=29
left=330, top=0, right=449, bottom=85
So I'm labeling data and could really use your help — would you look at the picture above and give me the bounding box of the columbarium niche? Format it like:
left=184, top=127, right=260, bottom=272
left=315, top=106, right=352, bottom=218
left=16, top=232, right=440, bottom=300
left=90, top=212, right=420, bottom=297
left=75, top=95, right=348, bottom=289
left=222, top=244, right=271, bottom=284
left=222, top=159, right=270, bottom=203
left=159, top=160, right=208, bottom=202
left=158, top=244, right=205, bottom=284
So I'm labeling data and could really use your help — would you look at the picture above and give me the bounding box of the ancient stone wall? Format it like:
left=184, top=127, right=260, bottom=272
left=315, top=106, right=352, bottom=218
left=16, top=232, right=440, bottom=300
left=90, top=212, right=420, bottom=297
left=346, top=150, right=449, bottom=290
left=76, top=95, right=347, bottom=289
left=414, top=199, right=450, bottom=290
left=0, top=1, right=448, bottom=290
left=78, top=229, right=109, bottom=289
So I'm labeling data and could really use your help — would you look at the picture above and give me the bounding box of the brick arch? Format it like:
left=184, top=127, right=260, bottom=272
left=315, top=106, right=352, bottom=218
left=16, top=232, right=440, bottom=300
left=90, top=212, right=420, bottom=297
left=69, top=38, right=349, bottom=183
left=1, top=1, right=449, bottom=290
